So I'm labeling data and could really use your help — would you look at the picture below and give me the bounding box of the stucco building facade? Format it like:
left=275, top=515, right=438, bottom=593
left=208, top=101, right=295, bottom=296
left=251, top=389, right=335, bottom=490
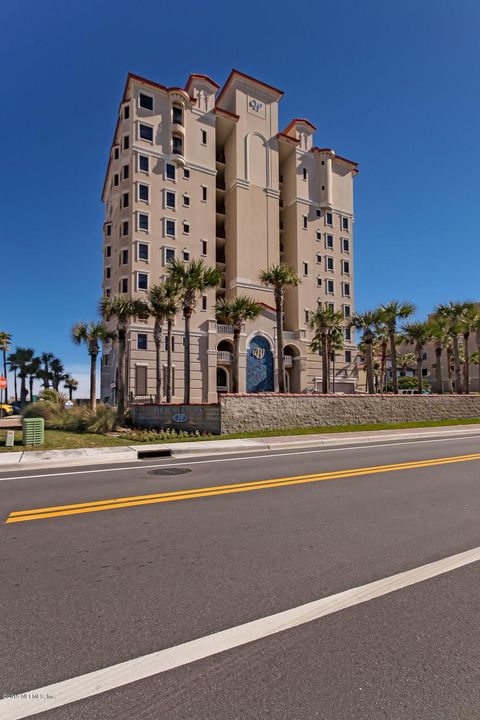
left=100, top=70, right=358, bottom=403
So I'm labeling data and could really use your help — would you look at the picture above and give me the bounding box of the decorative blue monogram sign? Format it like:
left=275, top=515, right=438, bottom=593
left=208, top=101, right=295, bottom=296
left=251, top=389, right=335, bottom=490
left=247, top=336, right=274, bottom=392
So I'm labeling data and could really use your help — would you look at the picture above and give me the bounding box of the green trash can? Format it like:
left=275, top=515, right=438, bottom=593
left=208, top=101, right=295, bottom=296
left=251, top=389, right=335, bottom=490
left=23, top=418, right=45, bottom=446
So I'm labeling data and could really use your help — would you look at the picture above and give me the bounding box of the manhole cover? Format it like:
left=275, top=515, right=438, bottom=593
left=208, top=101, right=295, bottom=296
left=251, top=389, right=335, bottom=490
left=148, top=468, right=192, bottom=476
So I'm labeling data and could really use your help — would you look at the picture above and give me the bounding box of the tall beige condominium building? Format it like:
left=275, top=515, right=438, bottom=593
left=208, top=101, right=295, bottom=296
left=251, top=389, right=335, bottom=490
left=100, top=69, right=359, bottom=403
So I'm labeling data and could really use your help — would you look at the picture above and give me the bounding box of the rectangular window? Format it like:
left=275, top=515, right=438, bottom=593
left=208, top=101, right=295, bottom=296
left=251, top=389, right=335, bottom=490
left=123, top=164, right=129, bottom=180
left=342, top=237, right=350, bottom=253
left=303, top=215, right=308, bottom=229
left=316, top=229, right=321, bottom=241
left=201, top=129, right=207, bottom=145
left=182, top=249, right=190, bottom=261
left=302, top=167, right=307, bottom=180
left=172, top=135, right=183, bottom=155
left=343, top=305, right=351, bottom=318
left=139, top=124, right=153, bottom=142
left=201, top=186, right=208, bottom=202
left=120, top=278, right=128, bottom=293
left=138, top=243, right=149, bottom=261
left=316, top=209, right=321, bottom=218
left=343, top=282, right=351, bottom=297
left=303, top=261, right=308, bottom=276
left=327, top=279, right=334, bottom=294
left=164, top=247, right=176, bottom=264
left=316, top=253, right=322, bottom=264
left=138, top=184, right=149, bottom=202
left=345, top=350, right=352, bottom=363
left=123, top=135, right=129, bottom=150
left=342, top=217, right=349, bottom=231
left=138, top=213, right=149, bottom=232
left=139, top=155, right=149, bottom=173
left=105, top=267, right=111, bottom=279
left=172, top=106, right=183, bottom=124
left=122, top=192, right=129, bottom=208
left=304, top=310, right=309, bottom=323
left=201, top=295, right=207, bottom=311
left=183, top=221, right=190, bottom=234
left=326, top=212, right=333, bottom=226
left=123, top=105, right=130, bottom=120
left=137, top=333, right=147, bottom=350
left=135, top=365, right=147, bottom=396
left=328, top=302, right=335, bottom=311
left=342, top=260, right=350, bottom=275
left=105, top=224, right=112, bottom=237
left=316, top=276, right=322, bottom=287
left=104, top=354, right=109, bottom=365
left=326, top=257, right=334, bottom=272
left=166, top=163, right=176, bottom=181
left=184, top=167, right=190, bottom=179
left=120, top=249, right=128, bottom=264
left=183, top=193, right=190, bottom=207
left=137, top=272, right=148, bottom=291
left=201, top=239, right=207, bottom=255
left=122, top=220, right=129, bottom=236
left=345, top=327, right=351, bottom=341
left=326, top=234, right=334, bottom=249
left=113, top=174, right=119, bottom=187
left=166, top=191, right=176, bottom=209
left=105, top=288, right=111, bottom=298
left=139, top=93, right=154, bottom=111
left=165, top=219, right=175, bottom=237
left=114, top=147, right=119, bottom=160
left=105, top=245, right=111, bottom=257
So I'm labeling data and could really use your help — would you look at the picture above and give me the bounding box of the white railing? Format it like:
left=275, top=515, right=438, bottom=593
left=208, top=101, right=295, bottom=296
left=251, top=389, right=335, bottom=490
left=217, top=351, right=233, bottom=364
left=283, top=355, right=293, bottom=367
left=283, top=331, right=296, bottom=339
left=217, top=324, right=234, bottom=334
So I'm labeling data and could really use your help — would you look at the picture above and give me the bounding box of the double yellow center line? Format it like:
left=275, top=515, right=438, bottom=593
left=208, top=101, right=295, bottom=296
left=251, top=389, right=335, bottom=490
left=6, top=452, right=480, bottom=524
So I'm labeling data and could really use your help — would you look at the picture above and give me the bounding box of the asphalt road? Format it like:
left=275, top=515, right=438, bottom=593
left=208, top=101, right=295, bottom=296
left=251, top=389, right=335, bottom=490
left=1, top=433, right=480, bottom=719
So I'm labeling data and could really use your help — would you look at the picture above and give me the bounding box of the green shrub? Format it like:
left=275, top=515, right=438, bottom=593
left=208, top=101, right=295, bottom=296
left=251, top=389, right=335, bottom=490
left=88, top=405, right=117, bottom=434
left=22, top=390, right=117, bottom=433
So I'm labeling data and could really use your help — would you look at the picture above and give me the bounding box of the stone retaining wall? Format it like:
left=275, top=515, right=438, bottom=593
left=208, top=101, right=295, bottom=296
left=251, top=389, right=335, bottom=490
left=219, top=394, right=480, bottom=434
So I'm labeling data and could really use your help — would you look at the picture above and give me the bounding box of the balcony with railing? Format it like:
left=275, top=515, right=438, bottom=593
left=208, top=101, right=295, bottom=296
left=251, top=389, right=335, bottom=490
left=217, top=350, right=233, bottom=364
left=283, top=355, right=293, bottom=367
left=217, top=323, right=234, bottom=334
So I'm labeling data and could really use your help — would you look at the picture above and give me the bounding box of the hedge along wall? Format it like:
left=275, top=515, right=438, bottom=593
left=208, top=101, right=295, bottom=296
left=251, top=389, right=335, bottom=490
left=219, top=394, right=480, bottom=434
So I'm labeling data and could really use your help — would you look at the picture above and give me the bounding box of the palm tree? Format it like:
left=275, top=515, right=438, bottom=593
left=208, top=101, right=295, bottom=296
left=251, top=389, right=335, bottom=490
left=164, top=281, right=180, bottom=403
left=167, top=259, right=223, bottom=404
left=472, top=313, right=480, bottom=393
left=379, top=301, right=416, bottom=394
left=428, top=317, right=450, bottom=393
left=14, top=347, right=35, bottom=405
left=397, top=352, right=416, bottom=376
left=26, top=356, right=41, bottom=402
left=0, top=331, right=12, bottom=403
left=72, top=321, right=115, bottom=411
left=50, top=358, right=65, bottom=391
left=350, top=310, right=382, bottom=394
left=39, top=352, right=54, bottom=388
left=401, top=321, right=432, bottom=394
left=373, top=323, right=389, bottom=393
left=7, top=351, right=19, bottom=402
left=215, top=296, right=262, bottom=393
left=308, top=304, right=344, bottom=393
left=147, top=283, right=179, bottom=403
left=459, top=302, right=477, bottom=394
left=63, top=375, right=79, bottom=401
left=100, top=295, right=149, bottom=421
left=259, top=264, right=300, bottom=393
left=435, top=302, right=467, bottom=394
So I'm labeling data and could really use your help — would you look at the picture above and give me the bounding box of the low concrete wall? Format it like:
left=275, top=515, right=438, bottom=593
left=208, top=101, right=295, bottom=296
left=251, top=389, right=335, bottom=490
left=130, top=403, right=221, bottom=434
left=219, top=394, right=480, bottom=434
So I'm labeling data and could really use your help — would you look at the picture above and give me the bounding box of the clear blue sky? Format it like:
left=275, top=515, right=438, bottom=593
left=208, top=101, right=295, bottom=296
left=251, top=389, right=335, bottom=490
left=1, top=0, right=479, bottom=391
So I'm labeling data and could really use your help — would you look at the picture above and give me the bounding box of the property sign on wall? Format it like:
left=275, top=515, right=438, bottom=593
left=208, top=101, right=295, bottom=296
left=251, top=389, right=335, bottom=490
left=131, top=404, right=221, bottom=435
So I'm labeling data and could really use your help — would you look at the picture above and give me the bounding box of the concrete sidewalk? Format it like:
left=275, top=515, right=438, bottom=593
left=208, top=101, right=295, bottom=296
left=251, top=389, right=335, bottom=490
left=0, top=424, right=479, bottom=470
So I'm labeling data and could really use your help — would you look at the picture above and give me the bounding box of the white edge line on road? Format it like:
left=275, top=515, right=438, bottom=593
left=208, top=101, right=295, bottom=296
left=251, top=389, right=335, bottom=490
left=2, top=545, right=480, bottom=720
left=1, top=433, right=480, bottom=483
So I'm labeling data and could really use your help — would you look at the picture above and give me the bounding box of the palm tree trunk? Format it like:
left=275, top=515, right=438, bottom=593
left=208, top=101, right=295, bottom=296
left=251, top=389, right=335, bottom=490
left=434, top=346, right=443, bottom=393
left=69, top=387, right=73, bottom=401
left=2, top=349, right=8, bottom=403
left=416, top=344, right=423, bottom=394
left=29, top=375, right=34, bottom=401
left=463, top=331, right=470, bottom=394
left=116, top=329, right=126, bottom=422
left=154, top=320, right=162, bottom=403
left=275, top=290, right=286, bottom=393
left=446, top=346, right=453, bottom=392
left=389, top=330, right=398, bottom=394
left=321, top=332, right=328, bottom=394
left=232, top=327, right=240, bottom=393
left=90, top=352, right=97, bottom=412
left=13, top=371, right=18, bottom=402
left=166, top=320, right=173, bottom=403
left=380, top=341, right=387, bottom=393
left=20, top=375, right=27, bottom=406
left=452, top=335, right=463, bottom=393
left=183, top=308, right=191, bottom=404
left=366, top=342, right=375, bottom=394
left=43, top=363, right=50, bottom=388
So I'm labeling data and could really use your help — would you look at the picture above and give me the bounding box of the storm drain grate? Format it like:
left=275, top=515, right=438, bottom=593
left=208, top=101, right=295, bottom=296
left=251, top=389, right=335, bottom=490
left=148, top=468, right=192, bottom=476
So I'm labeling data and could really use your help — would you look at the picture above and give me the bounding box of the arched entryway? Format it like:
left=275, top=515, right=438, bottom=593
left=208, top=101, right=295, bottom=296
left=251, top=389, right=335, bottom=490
left=283, top=344, right=301, bottom=393
left=217, top=367, right=229, bottom=393
left=246, top=335, right=274, bottom=392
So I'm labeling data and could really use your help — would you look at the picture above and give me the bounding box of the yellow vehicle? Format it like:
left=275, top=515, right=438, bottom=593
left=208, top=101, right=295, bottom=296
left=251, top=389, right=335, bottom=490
left=0, top=403, right=14, bottom=416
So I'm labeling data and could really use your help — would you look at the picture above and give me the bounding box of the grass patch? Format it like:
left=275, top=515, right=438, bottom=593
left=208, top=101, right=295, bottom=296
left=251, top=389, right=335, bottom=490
left=1, top=417, right=479, bottom=453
